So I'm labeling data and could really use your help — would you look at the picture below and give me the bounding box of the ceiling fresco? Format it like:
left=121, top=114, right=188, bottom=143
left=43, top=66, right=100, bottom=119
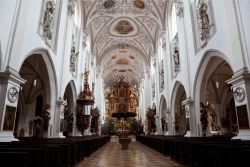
left=82, top=0, right=168, bottom=85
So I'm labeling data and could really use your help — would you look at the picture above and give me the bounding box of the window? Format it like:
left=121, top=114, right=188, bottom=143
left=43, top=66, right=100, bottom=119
left=171, top=3, right=178, bottom=40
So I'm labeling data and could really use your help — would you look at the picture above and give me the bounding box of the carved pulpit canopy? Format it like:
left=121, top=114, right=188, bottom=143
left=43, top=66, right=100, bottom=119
left=77, top=69, right=94, bottom=105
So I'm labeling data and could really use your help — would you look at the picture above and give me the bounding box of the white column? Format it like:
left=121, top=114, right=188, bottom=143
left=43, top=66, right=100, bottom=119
left=143, top=68, right=151, bottom=134
left=165, top=108, right=172, bottom=135
left=83, top=105, right=92, bottom=136
left=154, top=114, right=161, bottom=135
left=153, top=52, right=162, bottom=135
left=95, top=67, right=104, bottom=135
left=54, top=98, right=67, bottom=138
left=182, top=97, right=194, bottom=137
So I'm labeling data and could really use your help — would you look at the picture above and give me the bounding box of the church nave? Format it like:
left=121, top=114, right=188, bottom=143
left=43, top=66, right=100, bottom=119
left=74, top=140, right=185, bottom=167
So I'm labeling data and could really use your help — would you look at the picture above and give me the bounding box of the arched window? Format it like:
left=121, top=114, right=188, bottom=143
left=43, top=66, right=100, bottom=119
left=171, top=3, right=178, bottom=40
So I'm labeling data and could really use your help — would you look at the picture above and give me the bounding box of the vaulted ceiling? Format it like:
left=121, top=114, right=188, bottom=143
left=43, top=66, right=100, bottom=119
left=81, top=0, right=168, bottom=86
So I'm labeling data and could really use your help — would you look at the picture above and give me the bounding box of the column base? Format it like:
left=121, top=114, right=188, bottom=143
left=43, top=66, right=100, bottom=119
left=164, top=131, right=171, bottom=136
left=53, top=132, right=66, bottom=138
left=184, top=131, right=191, bottom=137
left=0, top=131, right=19, bottom=142
left=232, top=129, right=250, bottom=140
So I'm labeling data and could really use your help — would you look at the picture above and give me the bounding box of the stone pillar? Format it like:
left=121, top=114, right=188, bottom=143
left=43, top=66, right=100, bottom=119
left=54, top=98, right=67, bottom=138
left=182, top=97, right=196, bottom=136
left=155, top=114, right=162, bottom=135
left=165, top=108, right=172, bottom=135
left=95, top=66, right=103, bottom=135
left=83, top=105, right=92, bottom=136
left=226, top=68, right=250, bottom=140
left=143, top=67, right=151, bottom=134
left=144, top=120, right=148, bottom=135
left=0, top=69, right=26, bottom=142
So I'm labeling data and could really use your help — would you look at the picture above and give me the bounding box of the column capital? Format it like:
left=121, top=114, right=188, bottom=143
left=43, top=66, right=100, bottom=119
left=0, top=67, right=26, bottom=86
left=56, top=97, right=67, bottom=106
left=226, top=67, right=250, bottom=86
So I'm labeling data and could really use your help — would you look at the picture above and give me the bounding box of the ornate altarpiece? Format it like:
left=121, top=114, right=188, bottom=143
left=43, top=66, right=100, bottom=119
left=106, top=79, right=139, bottom=116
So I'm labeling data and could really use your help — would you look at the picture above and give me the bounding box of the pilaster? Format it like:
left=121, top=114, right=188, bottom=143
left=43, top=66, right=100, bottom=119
left=226, top=68, right=250, bottom=140
left=0, top=68, right=26, bottom=141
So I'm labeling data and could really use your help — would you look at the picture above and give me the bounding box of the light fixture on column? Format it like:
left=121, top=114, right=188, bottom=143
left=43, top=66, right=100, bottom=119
left=215, top=81, right=219, bottom=89
left=33, top=57, right=39, bottom=87
left=215, top=73, right=219, bottom=89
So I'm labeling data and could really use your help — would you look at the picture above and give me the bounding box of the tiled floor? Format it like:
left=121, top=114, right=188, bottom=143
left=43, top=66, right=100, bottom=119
left=74, top=141, right=186, bottom=167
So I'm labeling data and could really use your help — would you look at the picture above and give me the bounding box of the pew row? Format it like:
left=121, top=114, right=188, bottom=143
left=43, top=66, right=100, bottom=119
left=0, top=135, right=110, bottom=167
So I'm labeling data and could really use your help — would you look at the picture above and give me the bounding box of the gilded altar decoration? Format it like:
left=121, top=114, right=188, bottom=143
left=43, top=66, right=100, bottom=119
left=43, top=1, right=55, bottom=40
left=133, top=0, right=145, bottom=9
left=106, top=79, right=139, bottom=116
left=91, top=107, right=100, bottom=134
left=64, top=107, right=74, bottom=135
left=115, top=20, right=134, bottom=35
left=146, top=107, right=156, bottom=134
left=76, top=114, right=90, bottom=131
left=41, top=104, right=51, bottom=130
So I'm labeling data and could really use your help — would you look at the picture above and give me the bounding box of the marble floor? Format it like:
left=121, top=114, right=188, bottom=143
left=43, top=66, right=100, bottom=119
left=74, top=140, right=186, bottom=167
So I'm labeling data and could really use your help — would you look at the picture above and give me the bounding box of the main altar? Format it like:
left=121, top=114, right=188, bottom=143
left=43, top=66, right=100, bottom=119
left=106, top=79, right=139, bottom=116
left=104, top=79, right=140, bottom=138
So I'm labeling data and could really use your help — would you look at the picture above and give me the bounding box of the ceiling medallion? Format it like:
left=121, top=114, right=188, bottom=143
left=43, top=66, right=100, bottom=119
left=133, top=0, right=145, bottom=9
left=115, top=20, right=134, bottom=35
left=103, top=0, right=115, bottom=9
left=119, top=44, right=129, bottom=53
left=117, top=58, right=129, bottom=65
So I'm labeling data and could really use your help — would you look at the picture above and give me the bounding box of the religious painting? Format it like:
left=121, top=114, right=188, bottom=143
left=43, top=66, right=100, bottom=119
left=236, top=105, right=249, bottom=129
left=103, top=0, right=115, bottom=9
left=115, top=20, right=134, bottom=35
left=3, top=105, right=16, bottom=131
left=133, top=0, right=145, bottom=9
left=118, top=104, right=127, bottom=112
